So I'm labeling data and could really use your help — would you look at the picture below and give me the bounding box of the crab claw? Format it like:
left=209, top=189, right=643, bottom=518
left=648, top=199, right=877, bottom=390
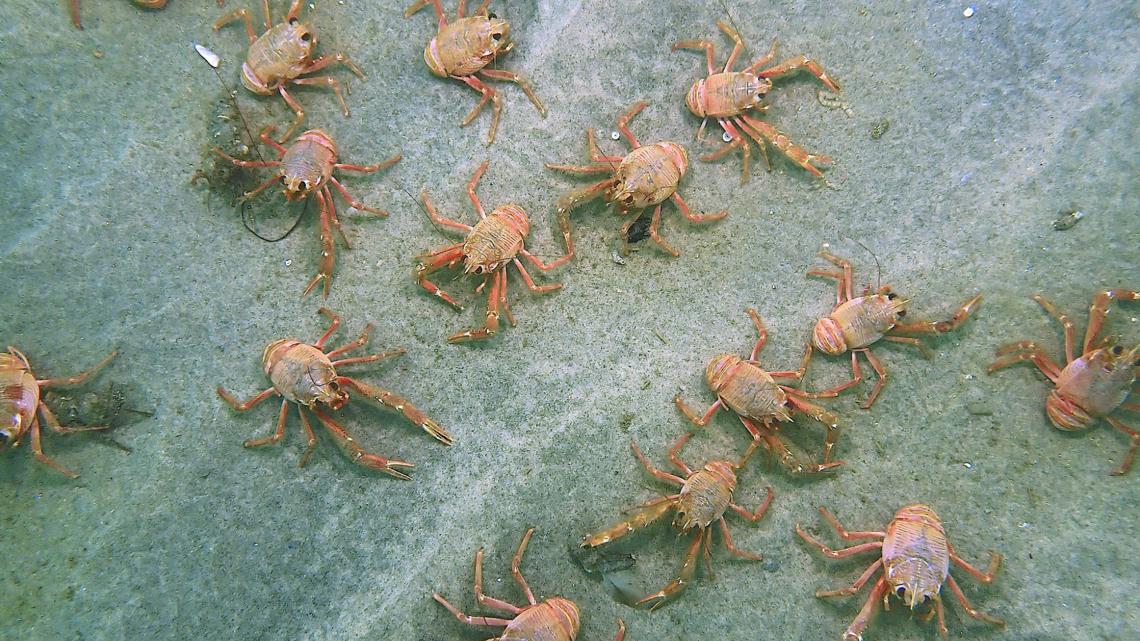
left=355, top=453, right=415, bottom=481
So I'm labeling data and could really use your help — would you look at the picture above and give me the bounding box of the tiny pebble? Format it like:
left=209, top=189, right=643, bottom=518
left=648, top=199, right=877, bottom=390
left=611, top=251, right=627, bottom=265
left=284, top=259, right=292, bottom=267
left=762, top=559, right=780, bottom=572
left=610, top=131, right=620, bottom=140
left=963, top=5, right=976, bottom=18
left=963, top=462, right=973, bottom=469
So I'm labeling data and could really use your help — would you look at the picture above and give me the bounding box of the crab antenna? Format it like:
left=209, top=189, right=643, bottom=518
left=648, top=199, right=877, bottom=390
left=847, top=236, right=882, bottom=291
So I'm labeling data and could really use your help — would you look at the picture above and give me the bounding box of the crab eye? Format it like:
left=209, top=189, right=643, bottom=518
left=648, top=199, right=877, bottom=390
left=897, top=309, right=907, bottom=317
left=491, top=32, right=502, bottom=41
left=887, top=292, right=897, bottom=300
left=298, top=180, right=310, bottom=191
left=280, top=176, right=289, bottom=185
left=329, top=380, right=340, bottom=391
left=923, top=595, right=931, bottom=604
left=289, top=17, right=298, bottom=26
left=487, top=12, right=497, bottom=18
left=896, top=586, right=906, bottom=597
left=1111, top=345, right=1124, bottom=355
left=300, top=31, right=312, bottom=43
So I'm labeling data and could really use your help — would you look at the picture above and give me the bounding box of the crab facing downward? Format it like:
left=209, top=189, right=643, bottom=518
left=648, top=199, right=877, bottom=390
left=674, top=19, right=841, bottom=184
left=214, top=126, right=400, bottom=298
left=797, top=504, right=1003, bottom=641
left=413, top=161, right=565, bottom=343
left=988, top=289, right=1139, bottom=475
left=546, top=101, right=727, bottom=259
left=216, top=308, right=450, bottom=479
left=581, top=433, right=773, bottom=609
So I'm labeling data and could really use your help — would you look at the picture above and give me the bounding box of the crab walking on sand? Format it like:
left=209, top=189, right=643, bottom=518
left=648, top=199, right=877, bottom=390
left=216, top=0, right=367, bottom=141
left=581, top=433, right=773, bottom=609
left=414, top=161, right=565, bottom=343
left=808, top=251, right=983, bottom=409
left=433, top=528, right=626, bottom=641
left=405, top=0, right=547, bottom=144
left=797, top=505, right=1003, bottom=640
left=674, top=308, right=853, bottom=474
left=214, top=126, right=400, bottom=298
left=674, top=19, right=841, bottom=183
left=217, top=308, right=451, bottom=479
left=546, top=101, right=727, bottom=258
left=0, top=347, right=118, bottom=478
left=988, top=289, right=1139, bottom=475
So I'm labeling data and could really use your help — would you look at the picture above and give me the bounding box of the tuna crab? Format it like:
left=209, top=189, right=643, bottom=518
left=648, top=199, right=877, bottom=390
left=581, top=433, right=773, bottom=609
left=405, top=0, right=547, bottom=145
left=797, top=504, right=1003, bottom=641
left=674, top=308, right=852, bottom=475
left=988, top=289, right=1139, bottom=475
left=213, top=126, right=401, bottom=298
left=215, top=0, right=367, bottom=142
left=545, top=101, right=727, bottom=258
left=216, top=308, right=451, bottom=479
left=413, top=161, right=565, bottom=343
left=433, top=528, right=626, bottom=641
left=68, top=1, right=181, bottom=30
left=673, top=20, right=840, bottom=184
left=0, top=347, right=118, bottom=478
left=808, top=251, right=983, bottom=409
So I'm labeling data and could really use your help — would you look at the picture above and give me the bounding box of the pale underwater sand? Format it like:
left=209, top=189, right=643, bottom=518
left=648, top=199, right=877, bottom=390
left=0, top=1, right=1137, bottom=640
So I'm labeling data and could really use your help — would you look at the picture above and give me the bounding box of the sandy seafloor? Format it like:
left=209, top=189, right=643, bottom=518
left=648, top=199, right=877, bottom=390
left=0, top=1, right=1137, bottom=640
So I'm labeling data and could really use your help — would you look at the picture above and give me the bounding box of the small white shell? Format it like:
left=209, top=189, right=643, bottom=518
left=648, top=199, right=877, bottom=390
left=610, top=131, right=621, bottom=140
left=195, top=44, right=221, bottom=69
left=722, top=131, right=733, bottom=143
left=963, top=5, right=976, bottom=18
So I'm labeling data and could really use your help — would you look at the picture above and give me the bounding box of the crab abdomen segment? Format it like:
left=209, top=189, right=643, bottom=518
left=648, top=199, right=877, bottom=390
left=685, top=72, right=766, bottom=118
left=675, top=464, right=735, bottom=530
left=612, top=143, right=688, bottom=209
left=712, top=356, right=790, bottom=421
left=503, top=598, right=580, bottom=641
left=828, top=295, right=900, bottom=350
left=0, top=354, right=38, bottom=442
left=262, top=340, right=338, bottom=406
left=882, top=505, right=950, bottom=606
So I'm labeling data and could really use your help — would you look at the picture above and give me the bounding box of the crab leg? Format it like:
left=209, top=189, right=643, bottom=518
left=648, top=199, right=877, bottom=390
left=631, top=440, right=686, bottom=485
left=448, top=268, right=504, bottom=343
left=674, top=395, right=723, bottom=428
left=37, top=402, right=110, bottom=435
left=756, top=54, right=841, bottom=92
left=945, top=574, right=1005, bottom=627
left=889, top=294, right=983, bottom=335
left=549, top=178, right=619, bottom=263
left=1104, top=416, right=1139, bottom=476
left=302, top=190, right=336, bottom=299
left=404, top=0, right=446, bottom=22
left=745, top=418, right=841, bottom=474
left=480, top=69, right=547, bottom=118
left=581, top=494, right=680, bottom=547
left=301, top=53, right=366, bottom=81
left=415, top=244, right=466, bottom=309
left=645, top=204, right=680, bottom=257
left=617, top=102, right=648, bottom=148
left=1031, top=295, right=1077, bottom=363
left=310, top=408, right=415, bottom=480
left=456, top=75, right=504, bottom=145
left=741, top=37, right=780, bottom=74
left=585, top=128, right=625, bottom=163
left=811, top=251, right=855, bottom=303
left=784, top=392, right=842, bottom=463
left=715, top=20, right=746, bottom=71
left=703, top=118, right=751, bottom=184
left=214, top=6, right=260, bottom=43
left=795, top=525, right=883, bottom=559
left=29, top=417, right=79, bottom=478
left=276, top=87, right=307, bottom=142
left=815, top=559, right=883, bottom=598
left=211, top=148, right=282, bottom=169
left=636, top=529, right=704, bottom=609
left=737, top=114, right=832, bottom=177
left=844, top=577, right=888, bottom=641
left=216, top=386, right=278, bottom=412
left=239, top=399, right=290, bottom=449
left=729, top=485, right=774, bottom=523
left=431, top=593, right=512, bottom=628
left=330, top=177, right=389, bottom=217
left=473, top=548, right=522, bottom=615
left=671, top=38, right=719, bottom=75
left=856, top=348, right=888, bottom=409
left=290, top=76, right=353, bottom=119
left=949, top=546, right=1002, bottom=583
left=986, top=342, right=1061, bottom=382
left=337, top=377, right=453, bottom=445
left=511, top=259, right=562, bottom=293
left=420, top=190, right=475, bottom=233
left=671, top=192, right=727, bottom=223
left=667, top=432, right=695, bottom=475
left=1084, top=289, right=1140, bottom=353
left=36, top=349, right=118, bottom=388
left=510, top=527, right=539, bottom=605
